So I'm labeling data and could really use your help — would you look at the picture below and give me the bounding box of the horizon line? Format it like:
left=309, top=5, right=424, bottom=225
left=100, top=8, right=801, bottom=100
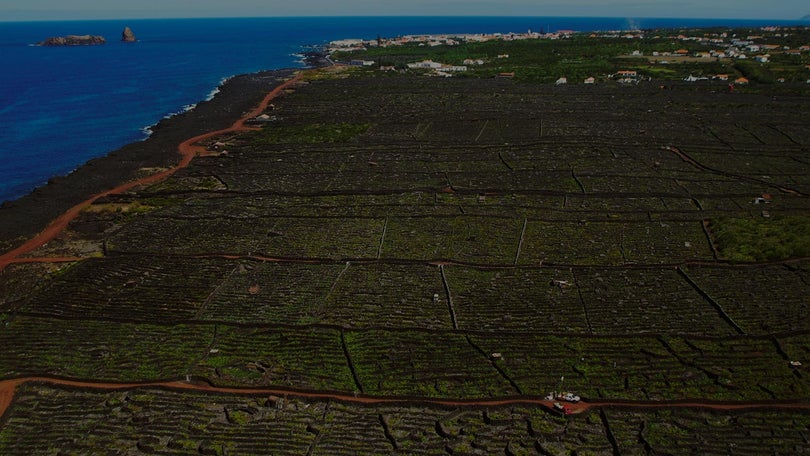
left=1, top=14, right=808, bottom=24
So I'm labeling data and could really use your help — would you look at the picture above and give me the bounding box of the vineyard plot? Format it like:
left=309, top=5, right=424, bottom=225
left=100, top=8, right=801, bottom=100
left=200, top=262, right=345, bottom=324
left=2, top=69, right=810, bottom=446
left=0, top=317, right=210, bottom=380
left=381, top=216, right=523, bottom=264
left=344, top=330, right=516, bottom=398
left=519, top=220, right=714, bottom=265
left=19, top=257, right=234, bottom=322
left=108, top=216, right=385, bottom=259
left=443, top=266, right=588, bottom=332
left=320, top=263, right=453, bottom=329
left=191, top=326, right=357, bottom=391
left=684, top=265, right=810, bottom=334
left=605, top=409, right=810, bottom=455
left=574, top=268, right=735, bottom=335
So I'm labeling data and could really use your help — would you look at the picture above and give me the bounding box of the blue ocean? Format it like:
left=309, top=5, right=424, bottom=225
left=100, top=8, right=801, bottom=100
left=0, top=16, right=803, bottom=203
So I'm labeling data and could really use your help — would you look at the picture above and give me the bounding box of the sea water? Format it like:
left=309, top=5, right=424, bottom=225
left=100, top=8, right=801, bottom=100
left=0, top=16, right=802, bottom=203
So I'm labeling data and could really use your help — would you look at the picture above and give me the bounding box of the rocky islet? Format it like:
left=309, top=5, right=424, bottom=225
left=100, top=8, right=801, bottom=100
left=37, top=27, right=135, bottom=46
left=38, top=34, right=106, bottom=46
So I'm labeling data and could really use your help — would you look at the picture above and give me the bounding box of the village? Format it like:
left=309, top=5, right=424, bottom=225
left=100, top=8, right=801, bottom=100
left=327, top=29, right=576, bottom=53
left=329, top=25, right=810, bottom=84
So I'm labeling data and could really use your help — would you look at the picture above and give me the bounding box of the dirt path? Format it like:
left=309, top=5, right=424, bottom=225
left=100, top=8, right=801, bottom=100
left=0, top=257, right=84, bottom=266
left=0, top=379, right=22, bottom=419
left=2, top=376, right=808, bottom=421
left=0, top=73, right=303, bottom=273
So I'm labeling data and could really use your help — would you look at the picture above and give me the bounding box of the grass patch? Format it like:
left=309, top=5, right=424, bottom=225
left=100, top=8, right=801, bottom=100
left=301, top=66, right=356, bottom=81
left=711, top=215, right=810, bottom=262
left=249, top=122, right=370, bottom=145
left=84, top=201, right=158, bottom=215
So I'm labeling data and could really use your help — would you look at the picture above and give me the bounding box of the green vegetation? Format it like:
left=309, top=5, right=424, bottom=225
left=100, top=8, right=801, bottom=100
left=711, top=215, right=810, bottom=262
left=0, top=317, right=211, bottom=381
left=339, top=37, right=630, bottom=82
left=248, top=122, right=370, bottom=144
left=734, top=60, right=778, bottom=84
left=192, top=326, right=357, bottom=391
left=335, top=26, right=810, bottom=88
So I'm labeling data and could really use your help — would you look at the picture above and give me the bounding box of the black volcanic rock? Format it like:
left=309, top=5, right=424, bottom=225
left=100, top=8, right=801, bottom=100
left=39, top=35, right=106, bottom=46
left=122, top=26, right=136, bottom=42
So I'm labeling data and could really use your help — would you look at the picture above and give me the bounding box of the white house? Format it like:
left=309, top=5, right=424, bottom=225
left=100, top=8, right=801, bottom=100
left=684, top=74, right=708, bottom=82
left=406, top=60, right=466, bottom=74
left=350, top=60, right=376, bottom=67
left=330, top=38, right=365, bottom=47
left=407, top=60, right=444, bottom=69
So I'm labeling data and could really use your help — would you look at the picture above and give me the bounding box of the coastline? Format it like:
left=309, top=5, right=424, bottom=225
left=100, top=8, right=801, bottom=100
left=0, top=31, right=809, bottom=453
left=0, top=70, right=305, bottom=272
left=0, top=67, right=299, bottom=254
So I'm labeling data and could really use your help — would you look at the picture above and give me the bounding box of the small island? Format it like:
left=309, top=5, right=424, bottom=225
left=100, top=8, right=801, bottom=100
left=38, top=35, right=106, bottom=46
left=121, top=27, right=136, bottom=42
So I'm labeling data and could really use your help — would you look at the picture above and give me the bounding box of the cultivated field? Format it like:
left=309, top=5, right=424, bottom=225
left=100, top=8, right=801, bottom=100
left=1, top=68, right=809, bottom=453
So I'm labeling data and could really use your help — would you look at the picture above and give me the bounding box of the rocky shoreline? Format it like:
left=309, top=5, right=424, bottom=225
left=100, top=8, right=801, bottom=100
left=301, top=48, right=331, bottom=68
left=0, top=69, right=295, bottom=253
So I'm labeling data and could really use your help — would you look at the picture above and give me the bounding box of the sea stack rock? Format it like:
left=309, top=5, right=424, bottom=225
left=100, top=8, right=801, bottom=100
left=39, top=35, right=106, bottom=46
left=121, top=27, right=136, bottom=42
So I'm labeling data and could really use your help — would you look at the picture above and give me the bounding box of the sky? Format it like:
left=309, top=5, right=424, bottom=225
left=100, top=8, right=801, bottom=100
left=0, top=0, right=807, bottom=22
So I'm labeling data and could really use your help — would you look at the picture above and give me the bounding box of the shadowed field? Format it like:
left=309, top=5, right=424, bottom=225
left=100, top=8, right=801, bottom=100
left=1, top=68, right=809, bottom=454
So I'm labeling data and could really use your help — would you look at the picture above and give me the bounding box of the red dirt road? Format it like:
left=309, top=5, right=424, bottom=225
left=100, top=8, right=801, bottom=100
left=0, top=73, right=303, bottom=273
left=2, top=376, right=809, bottom=421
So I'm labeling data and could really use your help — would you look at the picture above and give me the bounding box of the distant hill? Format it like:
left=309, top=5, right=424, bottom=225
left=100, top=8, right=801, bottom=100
left=801, top=14, right=810, bottom=21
